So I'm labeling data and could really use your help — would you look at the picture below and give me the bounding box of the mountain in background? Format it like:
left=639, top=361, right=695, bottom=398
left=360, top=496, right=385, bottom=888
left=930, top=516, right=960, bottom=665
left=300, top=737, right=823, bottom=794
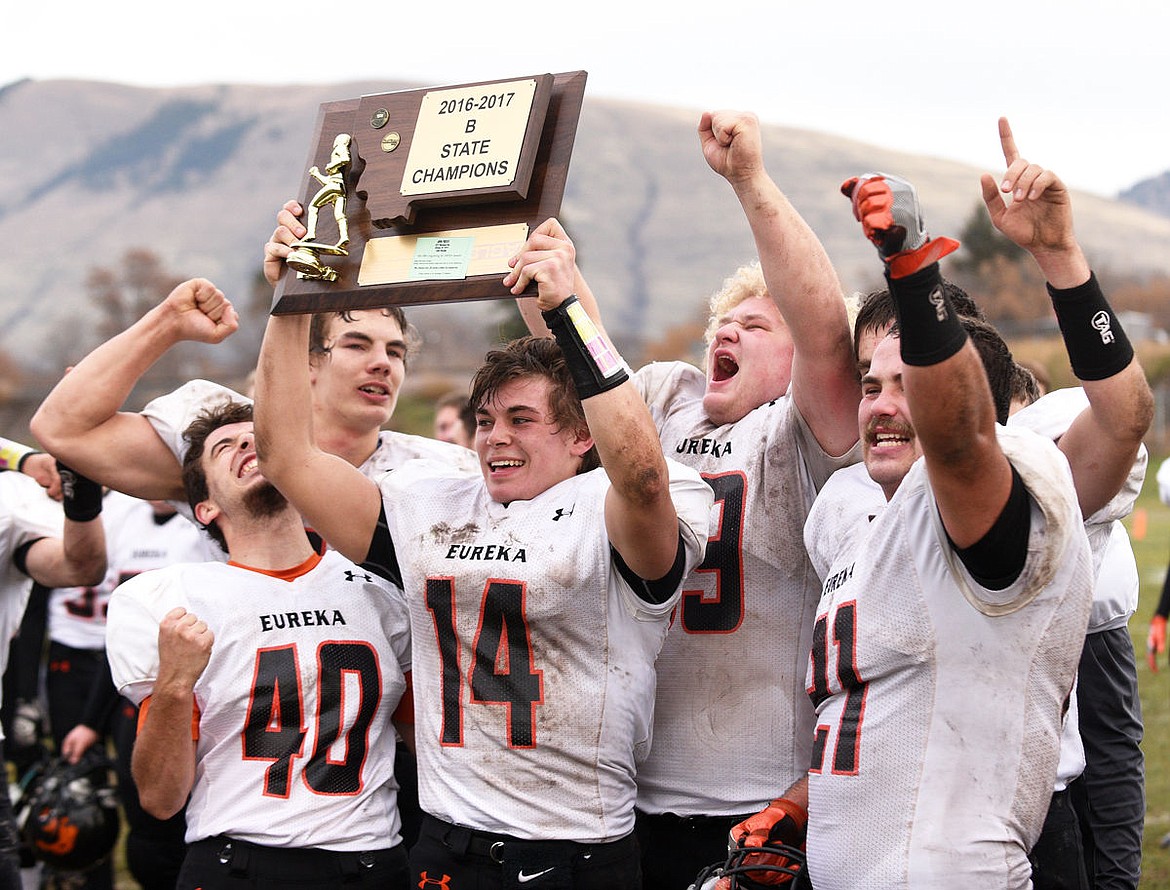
left=2, top=76, right=1170, bottom=388
left=1120, top=171, right=1170, bottom=218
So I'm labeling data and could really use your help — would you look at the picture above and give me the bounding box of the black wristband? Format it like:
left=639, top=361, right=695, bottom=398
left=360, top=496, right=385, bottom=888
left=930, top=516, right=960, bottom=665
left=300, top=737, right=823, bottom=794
left=1047, top=273, right=1134, bottom=381
left=886, top=264, right=968, bottom=367
left=541, top=295, right=629, bottom=399
left=57, top=461, right=103, bottom=522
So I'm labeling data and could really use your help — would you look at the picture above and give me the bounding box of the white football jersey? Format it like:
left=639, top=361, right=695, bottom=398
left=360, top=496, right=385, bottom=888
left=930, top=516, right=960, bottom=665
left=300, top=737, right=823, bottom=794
left=0, top=474, right=64, bottom=692
left=373, top=457, right=712, bottom=842
left=106, top=550, right=411, bottom=850
left=48, top=491, right=219, bottom=650
left=804, top=426, right=1093, bottom=890
left=1009, top=386, right=1145, bottom=630
left=808, top=396, right=1142, bottom=795
left=631, top=361, right=859, bottom=816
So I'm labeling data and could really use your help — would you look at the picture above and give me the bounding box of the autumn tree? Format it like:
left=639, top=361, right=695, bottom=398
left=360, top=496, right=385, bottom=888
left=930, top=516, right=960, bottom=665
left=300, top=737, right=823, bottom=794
left=75, top=249, right=247, bottom=406
left=952, top=201, right=1025, bottom=273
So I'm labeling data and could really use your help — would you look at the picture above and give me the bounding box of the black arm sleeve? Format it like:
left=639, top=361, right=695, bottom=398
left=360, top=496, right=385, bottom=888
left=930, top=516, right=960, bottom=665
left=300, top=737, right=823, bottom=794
left=951, top=466, right=1030, bottom=591
left=11, top=538, right=45, bottom=577
left=361, top=502, right=403, bottom=588
left=611, top=530, right=688, bottom=605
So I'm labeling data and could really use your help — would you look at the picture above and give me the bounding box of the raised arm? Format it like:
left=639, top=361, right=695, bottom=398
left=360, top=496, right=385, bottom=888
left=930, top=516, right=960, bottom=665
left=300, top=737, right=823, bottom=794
left=981, top=117, right=1153, bottom=517
left=898, top=284, right=1012, bottom=547
left=845, top=174, right=1012, bottom=546
left=23, top=465, right=106, bottom=588
left=131, top=606, right=210, bottom=819
left=507, top=219, right=681, bottom=579
left=30, top=279, right=238, bottom=501
left=701, top=110, right=859, bottom=455
left=253, top=312, right=382, bottom=564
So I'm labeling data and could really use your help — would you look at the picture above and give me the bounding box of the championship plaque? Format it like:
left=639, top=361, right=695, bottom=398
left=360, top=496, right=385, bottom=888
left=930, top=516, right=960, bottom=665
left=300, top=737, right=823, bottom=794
left=271, top=71, right=587, bottom=314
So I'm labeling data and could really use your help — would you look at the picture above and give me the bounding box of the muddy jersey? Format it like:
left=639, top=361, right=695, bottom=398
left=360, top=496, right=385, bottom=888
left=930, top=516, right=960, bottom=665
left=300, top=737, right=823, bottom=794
left=631, top=361, right=858, bottom=815
left=807, top=400, right=1141, bottom=794
left=0, top=473, right=63, bottom=686
left=106, top=550, right=412, bottom=850
left=803, top=461, right=879, bottom=586
left=804, top=426, right=1092, bottom=890
left=370, top=457, right=711, bottom=842
left=48, top=491, right=219, bottom=650
left=1009, top=386, right=1145, bottom=631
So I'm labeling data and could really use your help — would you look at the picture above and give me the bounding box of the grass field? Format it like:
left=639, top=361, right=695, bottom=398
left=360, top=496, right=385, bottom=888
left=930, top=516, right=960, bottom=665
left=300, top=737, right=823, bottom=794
left=1128, top=461, right=1170, bottom=888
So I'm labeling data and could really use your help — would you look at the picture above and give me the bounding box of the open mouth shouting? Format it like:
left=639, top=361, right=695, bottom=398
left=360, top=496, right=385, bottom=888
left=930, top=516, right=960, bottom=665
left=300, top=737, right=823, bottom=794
left=711, top=349, right=739, bottom=382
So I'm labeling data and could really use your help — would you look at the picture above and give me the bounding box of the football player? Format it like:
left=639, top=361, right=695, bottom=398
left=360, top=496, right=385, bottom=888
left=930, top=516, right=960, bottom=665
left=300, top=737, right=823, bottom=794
left=805, top=122, right=1152, bottom=890
left=105, top=402, right=413, bottom=889
left=519, top=111, right=861, bottom=889
left=735, top=141, right=1136, bottom=885
left=253, top=220, right=713, bottom=890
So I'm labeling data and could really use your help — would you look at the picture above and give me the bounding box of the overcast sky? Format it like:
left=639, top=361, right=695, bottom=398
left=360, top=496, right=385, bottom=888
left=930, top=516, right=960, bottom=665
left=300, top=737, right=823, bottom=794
left=7, top=0, right=1166, bottom=197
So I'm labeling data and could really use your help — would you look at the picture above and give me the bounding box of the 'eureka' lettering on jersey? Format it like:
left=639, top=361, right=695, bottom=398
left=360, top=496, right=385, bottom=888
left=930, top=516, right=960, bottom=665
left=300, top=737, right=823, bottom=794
left=443, top=544, right=527, bottom=562
left=259, top=609, right=347, bottom=632
left=674, top=437, right=733, bottom=458
left=822, top=563, right=855, bottom=596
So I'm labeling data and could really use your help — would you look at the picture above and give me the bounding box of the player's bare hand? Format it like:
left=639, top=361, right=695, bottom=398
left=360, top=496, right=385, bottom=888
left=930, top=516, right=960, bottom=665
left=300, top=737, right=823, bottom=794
left=699, top=110, right=765, bottom=186
left=263, top=200, right=307, bottom=286
left=61, top=724, right=100, bottom=764
left=21, top=452, right=62, bottom=501
left=157, top=606, right=214, bottom=688
left=979, top=117, right=1074, bottom=256
left=503, top=218, right=577, bottom=311
left=161, top=279, right=239, bottom=345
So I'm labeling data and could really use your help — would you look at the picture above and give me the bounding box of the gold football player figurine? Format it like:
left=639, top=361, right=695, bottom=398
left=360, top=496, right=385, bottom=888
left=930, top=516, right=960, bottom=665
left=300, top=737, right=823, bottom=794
left=286, top=133, right=353, bottom=282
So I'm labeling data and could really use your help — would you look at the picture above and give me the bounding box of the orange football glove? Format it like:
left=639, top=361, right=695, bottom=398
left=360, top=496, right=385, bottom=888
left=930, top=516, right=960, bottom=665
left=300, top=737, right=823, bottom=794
left=724, top=797, right=807, bottom=886
left=1148, top=614, right=1167, bottom=672
left=841, top=173, right=959, bottom=279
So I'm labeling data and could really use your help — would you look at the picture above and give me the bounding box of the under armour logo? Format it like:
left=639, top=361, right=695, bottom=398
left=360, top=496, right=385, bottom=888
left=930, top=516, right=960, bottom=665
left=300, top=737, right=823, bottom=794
left=552, top=507, right=575, bottom=521
left=1091, top=310, right=1116, bottom=345
left=418, top=872, right=452, bottom=889
left=344, top=570, right=372, bottom=583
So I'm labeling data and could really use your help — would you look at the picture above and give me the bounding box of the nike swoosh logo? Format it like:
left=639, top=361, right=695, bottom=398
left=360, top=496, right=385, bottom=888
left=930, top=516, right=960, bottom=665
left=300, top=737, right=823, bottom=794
left=517, top=867, right=556, bottom=883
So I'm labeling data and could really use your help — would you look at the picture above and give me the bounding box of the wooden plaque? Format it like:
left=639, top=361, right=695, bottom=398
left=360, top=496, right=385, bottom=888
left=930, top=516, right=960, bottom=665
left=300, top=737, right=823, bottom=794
left=271, top=71, right=587, bottom=314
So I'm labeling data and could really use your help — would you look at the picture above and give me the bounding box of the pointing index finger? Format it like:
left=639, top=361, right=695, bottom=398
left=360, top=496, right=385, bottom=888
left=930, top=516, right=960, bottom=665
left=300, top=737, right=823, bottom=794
left=998, top=116, right=1020, bottom=167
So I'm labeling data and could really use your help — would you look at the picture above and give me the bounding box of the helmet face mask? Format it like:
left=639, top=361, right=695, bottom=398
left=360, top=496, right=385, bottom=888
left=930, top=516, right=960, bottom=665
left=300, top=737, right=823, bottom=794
left=16, top=752, right=120, bottom=871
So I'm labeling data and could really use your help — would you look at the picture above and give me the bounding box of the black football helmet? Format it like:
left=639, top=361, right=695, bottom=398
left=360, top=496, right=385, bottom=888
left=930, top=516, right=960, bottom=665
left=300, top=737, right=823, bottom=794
left=688, top=840, right=807, bottom=890
left=15, top=751, right=120, bottom=871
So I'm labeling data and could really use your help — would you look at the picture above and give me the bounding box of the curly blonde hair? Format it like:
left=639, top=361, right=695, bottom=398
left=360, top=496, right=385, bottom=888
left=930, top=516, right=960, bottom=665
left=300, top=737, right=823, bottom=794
left=703, top=261, right=772, bottom=346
